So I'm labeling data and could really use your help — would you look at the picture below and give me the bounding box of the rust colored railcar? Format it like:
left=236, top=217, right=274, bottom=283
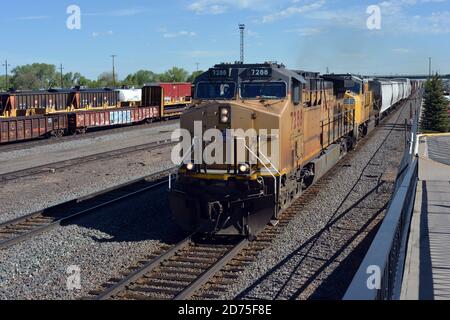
left=0, top=114, right=68, bottom=144
left=67, top=106, right=160, bottom=134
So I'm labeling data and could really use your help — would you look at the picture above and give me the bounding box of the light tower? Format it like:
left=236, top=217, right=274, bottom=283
left=239, top=24, right=245, bottom=64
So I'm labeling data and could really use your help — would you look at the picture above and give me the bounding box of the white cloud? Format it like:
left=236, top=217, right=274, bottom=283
left=15, top=16, right=51, bottom=21
left=85, top=8, right=148, bottom=17
left=92, top=30, right=114, bottom=38
left=285, top=27, right=322, bottom=36
left=262, top=0, right=326, bottom=23
left=162, top=30, right=197, bottom=38
left=188, top=0, right=269, bottom=15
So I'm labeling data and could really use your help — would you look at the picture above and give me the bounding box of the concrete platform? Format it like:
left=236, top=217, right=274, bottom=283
left=401, top=134, right=450, bottom=300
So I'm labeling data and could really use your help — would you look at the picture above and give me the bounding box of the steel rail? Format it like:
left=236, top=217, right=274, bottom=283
left=173, top=239, right=249, bottom=300
left=94, top=237, right=193, bottom=300
left=0, top=167, right=176, bottom=250
left=94, top=237, right=248, bottom=301
left=0, top=139, right=176, bottom=183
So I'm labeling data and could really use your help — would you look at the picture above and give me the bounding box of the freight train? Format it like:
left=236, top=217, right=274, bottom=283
left=0, top=83, right=192, bottom=144
left=169, top=62, right=421, bottom=238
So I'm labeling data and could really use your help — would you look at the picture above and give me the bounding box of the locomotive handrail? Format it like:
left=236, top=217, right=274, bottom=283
left=238, top=137, right=281, bottom=216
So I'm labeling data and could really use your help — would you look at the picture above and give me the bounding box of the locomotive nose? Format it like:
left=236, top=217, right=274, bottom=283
left=180, top=103, right=233, bottom=133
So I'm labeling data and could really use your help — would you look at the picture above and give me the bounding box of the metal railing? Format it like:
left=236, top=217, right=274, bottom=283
left=343, top=158, right=418, bottom=300
left=344, top=98, right=422, bottom=300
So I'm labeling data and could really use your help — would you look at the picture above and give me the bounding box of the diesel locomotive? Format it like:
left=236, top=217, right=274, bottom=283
left=170, top=62, right=409, bottom=237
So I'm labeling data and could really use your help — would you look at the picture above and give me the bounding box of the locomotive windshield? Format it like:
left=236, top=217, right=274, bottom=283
left=196, top=82, right=236, bottom=100
left=240, top=82, right=287, bottom=99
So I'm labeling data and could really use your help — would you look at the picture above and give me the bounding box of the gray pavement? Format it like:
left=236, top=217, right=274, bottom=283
left=401, top=134, right=450, bottom=300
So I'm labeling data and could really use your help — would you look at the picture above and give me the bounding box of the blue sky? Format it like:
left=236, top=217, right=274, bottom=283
left=0, top=0, right=449, bottom=79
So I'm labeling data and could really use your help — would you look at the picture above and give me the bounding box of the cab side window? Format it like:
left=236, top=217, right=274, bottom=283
left=292, top=79, right=301, bottom=106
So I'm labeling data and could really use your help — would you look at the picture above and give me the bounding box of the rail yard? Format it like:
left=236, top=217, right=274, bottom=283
left=0, top=60, right=435, bottom=302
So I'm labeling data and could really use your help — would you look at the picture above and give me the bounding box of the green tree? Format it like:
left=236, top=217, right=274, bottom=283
left=187, top=70, right=203, bottom=83
left=11, top=63, right=59, bottom=90
left=0, top=75, right=6, bottom=91
left=159, top=67, right=189, bottom=82
left=97, top=72, right=119, bottom=88
left=421, top=74, right=450, bottom=133
left=123, top=70, right=159, bottom=87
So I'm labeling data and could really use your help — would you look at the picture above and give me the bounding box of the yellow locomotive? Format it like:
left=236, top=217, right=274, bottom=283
left=169, top=63, right=373, bottom=237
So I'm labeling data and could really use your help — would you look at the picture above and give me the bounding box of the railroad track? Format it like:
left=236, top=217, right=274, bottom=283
left=88, top=94, right=420, bottom=301
left=91, top=235, right=248, bottom=300
left=0, top=167, right=176, bottom=250
left=0, top=139, right=177, bottom=183
left=89, top=177, right=333, bottom=300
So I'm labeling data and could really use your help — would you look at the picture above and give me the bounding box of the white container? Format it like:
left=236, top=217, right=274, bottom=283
left=117, top=89, right=142, bottom=102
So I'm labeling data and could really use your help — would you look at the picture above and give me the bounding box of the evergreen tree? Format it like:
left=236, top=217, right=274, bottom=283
left=421, top=74, right=450, bottom=133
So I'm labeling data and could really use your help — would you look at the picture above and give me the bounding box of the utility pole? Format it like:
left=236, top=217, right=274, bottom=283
left=196, top=63, right=200, bottom=72
left=2, top=60, right=11, bottom=90
left=111, top=54, right=117, bottom=88
left=59, top=64, right=64, bottom=88
left=239, top=24, right=245, bottom=64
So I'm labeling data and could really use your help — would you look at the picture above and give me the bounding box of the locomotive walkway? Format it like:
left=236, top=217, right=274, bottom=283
left=401, top=134, right=450, bottom=300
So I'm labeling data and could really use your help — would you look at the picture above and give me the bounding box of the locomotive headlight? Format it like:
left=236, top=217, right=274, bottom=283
left=186, top=163, right=195, bottom=171
left=219, top=108, right=230, bottom=123
left=239, top=163, right=250, bottom=174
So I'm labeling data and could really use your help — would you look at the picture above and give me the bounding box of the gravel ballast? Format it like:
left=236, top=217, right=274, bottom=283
left=0, top=185, right=186, bottom=300
left=208, top=102, right=416, bottom=300
left=0, top=122, right=184, bottom=299
left=0, top=124, right=179, bottom=224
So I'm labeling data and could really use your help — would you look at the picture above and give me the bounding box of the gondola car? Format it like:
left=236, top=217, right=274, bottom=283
left=0, top=83, right=192, bottom=144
